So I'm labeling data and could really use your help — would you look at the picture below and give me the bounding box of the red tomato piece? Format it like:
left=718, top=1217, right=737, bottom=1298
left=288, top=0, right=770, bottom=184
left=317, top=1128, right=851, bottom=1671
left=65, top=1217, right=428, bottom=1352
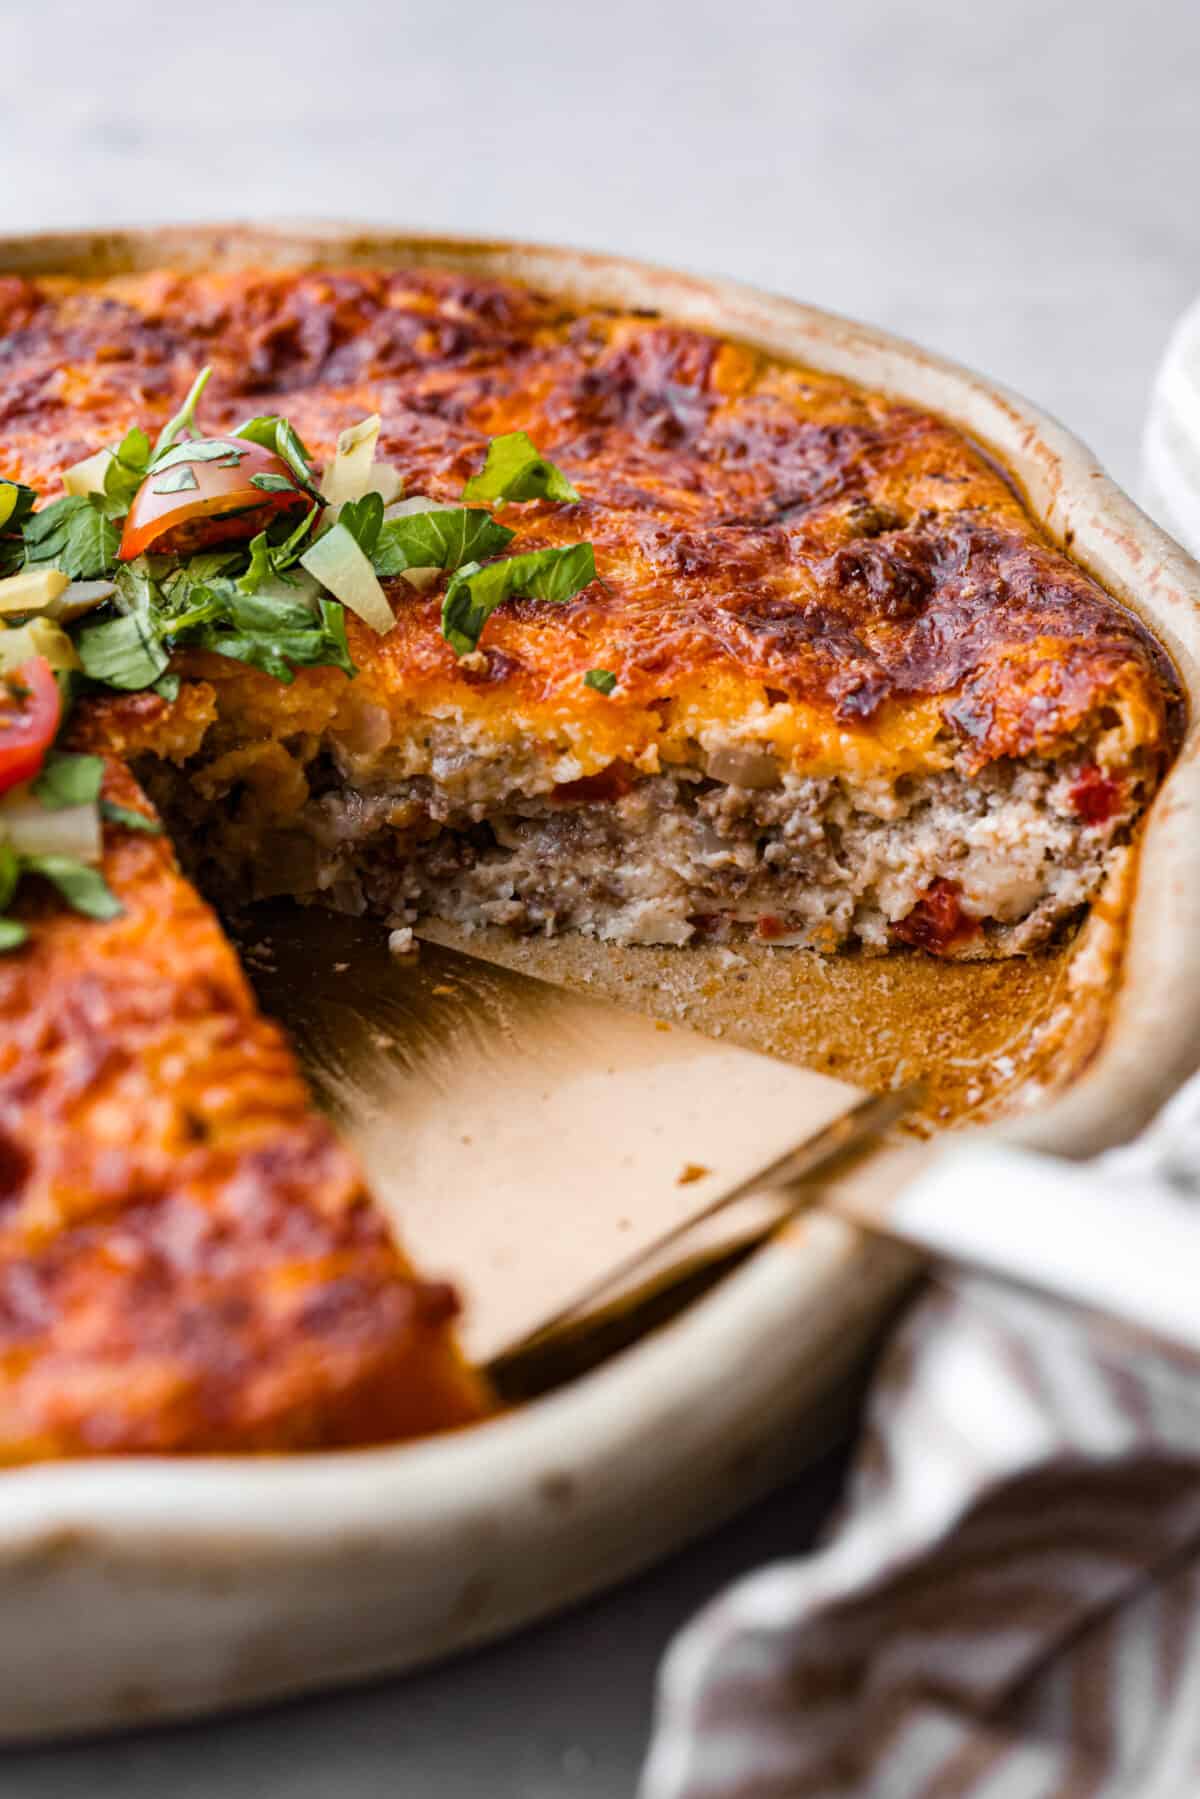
left=892, top=878, right=980, bottom=954
left=550, top=764, right=635, bottom=807
left=1069, top=763, right=1122, bottom=826
left=0, top=656, right=62, bottom=796
left=118, top=439, right=311, bottom=562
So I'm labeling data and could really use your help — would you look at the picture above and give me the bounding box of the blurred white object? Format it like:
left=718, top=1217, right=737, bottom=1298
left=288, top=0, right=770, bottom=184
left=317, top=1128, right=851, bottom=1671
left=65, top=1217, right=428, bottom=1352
left=1142, top=296, right=1200, bottom=554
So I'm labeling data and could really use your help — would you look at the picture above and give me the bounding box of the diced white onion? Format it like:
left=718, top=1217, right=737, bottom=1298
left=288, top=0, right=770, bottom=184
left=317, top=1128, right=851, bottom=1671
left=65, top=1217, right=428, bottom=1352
left=383, top=495, right=442, bottom=519
left=400, top=566, right=441, bottom=592
left=62, top=448, right=111, bottom=499
left=0, top=790, right=102, bottom=863
left=368, top=463, right=404, bottom=505
left=321, top=415, right=380, bottom=506
left=45, top=578, right=116, bottom=622
left=0, top=617, right=80, bottom=673
left=300, top=524, right=395, bottom=634
left=320, top=414, right=405, bottom=507
left=0, top=568, right=70, bottom=615
left=705, top=746, right=782, bottom=789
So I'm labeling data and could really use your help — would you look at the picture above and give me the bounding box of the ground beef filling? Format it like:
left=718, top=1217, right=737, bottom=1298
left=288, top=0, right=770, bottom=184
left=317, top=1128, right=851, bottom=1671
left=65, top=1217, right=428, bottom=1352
left=145, top=748, right=1149, bottom=960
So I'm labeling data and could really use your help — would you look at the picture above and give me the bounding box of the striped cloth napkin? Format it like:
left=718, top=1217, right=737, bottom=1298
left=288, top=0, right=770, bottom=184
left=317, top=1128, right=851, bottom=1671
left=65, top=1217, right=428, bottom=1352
left=641, top=1071, right=1200, bottom=1798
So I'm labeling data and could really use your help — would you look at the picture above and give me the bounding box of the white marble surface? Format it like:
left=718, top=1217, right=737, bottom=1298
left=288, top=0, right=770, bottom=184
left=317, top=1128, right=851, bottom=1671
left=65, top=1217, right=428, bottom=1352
left=3, top=0, right=1199, bottom=1789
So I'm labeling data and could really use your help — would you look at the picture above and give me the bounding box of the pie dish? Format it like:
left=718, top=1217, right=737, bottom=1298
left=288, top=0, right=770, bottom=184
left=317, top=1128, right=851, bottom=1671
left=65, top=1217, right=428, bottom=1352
left=0, top=239, right=1184, bottom=1461
left=0, top=226, right=1197, bottom=1737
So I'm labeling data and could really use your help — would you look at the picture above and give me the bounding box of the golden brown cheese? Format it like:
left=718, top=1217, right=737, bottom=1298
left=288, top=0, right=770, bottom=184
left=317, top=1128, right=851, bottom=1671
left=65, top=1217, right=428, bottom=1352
left=0, top=753, right=486, bottom=1458
left=0, top=266, right=1173, bottom=788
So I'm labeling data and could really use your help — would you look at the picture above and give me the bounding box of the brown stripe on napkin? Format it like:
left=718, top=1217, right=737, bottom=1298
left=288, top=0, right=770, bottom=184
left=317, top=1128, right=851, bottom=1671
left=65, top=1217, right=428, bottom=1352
left=642, top=1267, right=1200, bottom=1798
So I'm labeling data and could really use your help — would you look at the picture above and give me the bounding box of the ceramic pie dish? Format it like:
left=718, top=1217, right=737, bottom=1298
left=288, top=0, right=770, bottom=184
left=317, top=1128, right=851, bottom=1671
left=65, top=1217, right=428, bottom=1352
left=0, top=222, right=1198, bottom=1741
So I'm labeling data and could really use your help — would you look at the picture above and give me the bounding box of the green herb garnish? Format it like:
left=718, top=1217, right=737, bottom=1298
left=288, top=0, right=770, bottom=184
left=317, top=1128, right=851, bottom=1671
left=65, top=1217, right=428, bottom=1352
left=441, top=543, right=596, bottom=656
left=371, top=508, right=514, bottom=577
left=338, top=493, right=385, bottom=557
left=23, top=854, right=122, bottom=920
left=152, top=366, right=213, bottom=457
left=98, top=427, right=153, bottom=515
left=584, top=668, right=617, bottom=695
left=76, top=609, right=171, bottom=691
left=153, top=464, right=200, bottom=495
left=32, top=750, right=105, bottom=810
left=151, top=439, right=248, bottom=475
left=100, top=799, right=163, bottom=835
left=22, top=497, right=119, bottom=580
left=0, top=478, right=37, bottom=534
left=461, top=431, right=581, bottom=506
left=233, top=415, right=319, bottom=495
left=0, top=479, right=36, bottom=577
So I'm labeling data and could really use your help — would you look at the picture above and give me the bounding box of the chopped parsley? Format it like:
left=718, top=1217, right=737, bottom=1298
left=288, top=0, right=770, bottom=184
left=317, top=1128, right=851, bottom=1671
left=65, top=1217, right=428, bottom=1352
left=584, top=668, right=617, bottom=695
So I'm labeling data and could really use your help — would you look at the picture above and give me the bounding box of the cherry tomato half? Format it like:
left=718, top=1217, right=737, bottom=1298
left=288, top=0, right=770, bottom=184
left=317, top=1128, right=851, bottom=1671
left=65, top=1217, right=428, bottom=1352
left=0, top=656, right=62, bottom=796
left=118, top=439, right=311, bottom=562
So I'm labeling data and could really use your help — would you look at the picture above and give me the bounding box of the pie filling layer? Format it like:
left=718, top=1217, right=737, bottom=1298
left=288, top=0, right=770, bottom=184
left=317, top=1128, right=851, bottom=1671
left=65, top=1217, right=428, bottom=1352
left=139, top=697, right=1155, bottom=961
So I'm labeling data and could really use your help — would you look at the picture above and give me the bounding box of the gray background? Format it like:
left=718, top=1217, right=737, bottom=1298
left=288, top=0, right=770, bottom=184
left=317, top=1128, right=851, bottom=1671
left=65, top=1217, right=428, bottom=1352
left=2, top=0, right=1198, bottom=1790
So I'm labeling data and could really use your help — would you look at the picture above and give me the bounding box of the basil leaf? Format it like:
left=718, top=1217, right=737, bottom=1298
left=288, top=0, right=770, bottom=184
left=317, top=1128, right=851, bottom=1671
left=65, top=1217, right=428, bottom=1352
left=195, top=595, right=354, bottom=684
left=153, top=464, right=199, bottom=495
left=0, top=842, right=19, bottom=910
left=152, top=672, right=181, bottom=702
left=152, top=367, right=213, bottom=457
left=584, top=668, right=617, bottom=694
left=249, top=471, right=297, bottom=494
left=372, top=508, right=514, bottom=578
left=100, top=799, right=163, bottom=835
left=227, top=588, right=320, bottom=633
left=158, top=549, right=241, bottom=618
left=441, top=543, right=596, bottom=656
left=32, top=751, right=104, bottom=810
left=234, top=415, right=317, bottom=486
left=461, top=431, right=580, bottom=505
left=339, top=493, right=384, bottom=557
left=0, top=918, right=27, bottom=952
left=268, top=502, right=320, bottom=571
left=22, top=496, right=119, bottom=579
left=238, top=533, right=274, bottom=594
left=151, top=439, right=248, bottom=475
left=23, top=855, right=123, bottom=920
left=76, top=610, right=169, bottom=690
left=233, top=415, right=288, bottom=454
left=101, top=427, right=153, bottom=515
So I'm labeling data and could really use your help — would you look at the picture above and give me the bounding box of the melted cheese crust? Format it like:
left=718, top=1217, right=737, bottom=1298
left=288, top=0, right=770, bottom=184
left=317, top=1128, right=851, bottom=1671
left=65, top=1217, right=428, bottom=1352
left=0, top=753, right=485, bottom=1459
left=0, top=265, right=1174, bottom=785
